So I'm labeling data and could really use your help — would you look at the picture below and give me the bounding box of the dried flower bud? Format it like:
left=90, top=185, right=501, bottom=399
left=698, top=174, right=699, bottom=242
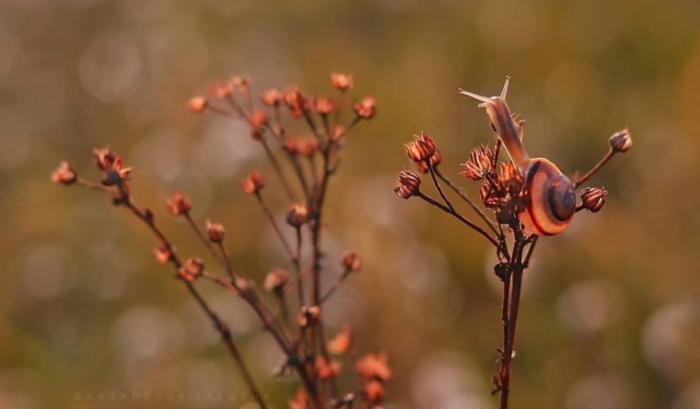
left=498, top=161, right=523, bottom=194
left=353, top=96, right=376, bottom=119
left=209, top=82, right=232, bottom=99
left=341, top=251, right=362, bottom=272
left=188, top=96, right=208, bottom=113
left=316, top=356, right=342, bottom=380
left=355, top=352, right=391, bottom=381
left=231, top=75, right=250, bottom=89
left=394, top=170, right=421, bottom=199
left=460, top=145, right=495, bottom=180
left=51, top=161, right=77, bottom=185
left=298, top=305, right=320, bottom=327
left=299, top=138, right=320, bottom=157
left=417, top=150, right=442, bottom=173
left=330, top=72, right=354, bottom=91
left=153, top=245, right=172, bottom=265
left=580, top=187, right=607, bottom=212
left=287, top=203, right=310, bottom=227
left=284, top=86, right=306, bottom=117
left=328, top=325, right=353, bottom=355
left=331, top=125, right=345, bottom=142
left=242, top=170, right=265, bottom=195
left=313, top=96, right=336, bottom=115
left=235, top=277, right=254, bottom=297
left=166, top=192, right=192, bottom=216
left=179, top=257, right=204, bottom=282
left=405, top=132, right=437, bottom=163
left=249, top=109, right=268, bottom=140
left=93, top=147, right=116, bottom=171
left=609, top=128, right=632, bottom=153
left=283, top=136, right=300, bottom=155
left=260, top=88, right=281, bottom=106
left=206, top=220, right=226, bottom=243
left=264, top=268, right=290, bottom=293
left=288, top=389, right=309, bottom=409
left=364, top=380, right=385, bottom=404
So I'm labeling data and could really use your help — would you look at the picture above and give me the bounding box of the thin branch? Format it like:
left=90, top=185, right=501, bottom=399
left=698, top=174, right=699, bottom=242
left=415, top=191, right=499, bottom=247
left=183, top=213, right=235, bottom=281
left=319, top=268, right=351, bottom=305
left=254, top=192, right=295, bottom=261
left=434, top=169, right=499, bottom=236
left=574, top=148, right=615, bottom=188
left=260, top=137, right=297, bottom=200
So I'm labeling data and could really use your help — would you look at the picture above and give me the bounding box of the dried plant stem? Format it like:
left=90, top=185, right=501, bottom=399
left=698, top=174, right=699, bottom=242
left=254, top=192, right=295, bottom=261
left=416, top=191, right=499, bottom=247
left=260, top=137, right=297, bottom=200
left=111, top=197, right=269, bottom=409
left=497, top=233, right=537, bottom=409
left=434, top=169, right=499, bottom=236
left=574, top=148, right=615, bottom=188
left=319, top=268, right=351, bottom=305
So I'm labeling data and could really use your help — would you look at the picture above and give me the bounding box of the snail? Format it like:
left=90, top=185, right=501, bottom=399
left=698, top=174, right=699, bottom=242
left=459, top=77, right=576, bottom=236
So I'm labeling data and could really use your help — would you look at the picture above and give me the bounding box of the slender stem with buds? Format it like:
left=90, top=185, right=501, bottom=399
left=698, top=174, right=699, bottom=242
left=83, top=187, right=270, bottom=409
left=254, top=192, right=295, bottom=260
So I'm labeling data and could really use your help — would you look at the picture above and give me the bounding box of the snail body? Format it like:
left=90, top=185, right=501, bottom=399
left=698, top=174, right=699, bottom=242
left=459, top=78, right=576, bottom=236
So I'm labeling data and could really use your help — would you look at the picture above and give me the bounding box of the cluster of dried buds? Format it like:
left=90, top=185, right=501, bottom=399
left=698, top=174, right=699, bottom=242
left=393, top=78, right=632, bottom=408
left=53, top=73, right=387, bottom=409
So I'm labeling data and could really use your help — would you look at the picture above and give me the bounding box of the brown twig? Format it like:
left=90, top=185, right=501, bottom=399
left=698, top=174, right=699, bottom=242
left=574, top=148, right=615, bottom=188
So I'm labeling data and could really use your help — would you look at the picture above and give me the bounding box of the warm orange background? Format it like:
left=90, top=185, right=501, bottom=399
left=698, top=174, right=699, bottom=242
left=2, top=1, right=699, bottom=408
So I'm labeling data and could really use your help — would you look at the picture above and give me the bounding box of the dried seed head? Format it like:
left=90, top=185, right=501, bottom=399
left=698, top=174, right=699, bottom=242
left=353, top=96, right=376, bottom=119
left=283, top=86, right=306, bottom=118
left=231, top=75, right=250, bottom=89
left=235, top=277, right=254, bottom=297
left=242, top=170, right=265, bottom=195
left=179, top=257, right=204, bottom=282
left=264, top=268, right=290, bottom=293
left=249, top=109, right=268, bottom=140
left=580, top=187, right=608, bottom=212
left=166, top=192, right=192, bottom=216
left=609, top=128, right=632, bottom=153
left=364, top=380, right=385, bottom=404
left=92, top=148, right=131, bottom=186
left=298, top=305, right=321, bottom=327
left=206, top=220, right=226, bottom=243
left=260, top=88, right=281, bottom=106
left=331, top=125, right=345, bottom=142
left=330, top=72, right=354, bottom=91
left=460, top=145, right=495, bottom=180
left=288, top=389, right=309, bottom=409
left=355, top=352, right=392, bottom=381
left=299, top=138, right=320, bottom=157
left=283, top=136, right=300, bottom=155
left=417, top=150, right=442, bottom=173
left=405, top=132, right=437, bottom=163
left=315, top=356, right=342, bottom=379
left=188, top=96, right=208, bottom=113
left=93, top=147, right=116, bottom=171
left=313, top=96, right=336, bottom=115
left=328, top=325, right=353, bottom=355
left=153, top=245, right=172, bottom=265
left=51, top=161, right=77, bottom=185
left=286, top=203, right=310, bottom=227
left=394, top=170, right=421, bottom=199
left=497, top=161, right=523, bottom=194
left=209, top=82, right=232, bottom=99
left=341, top=251, right=362, bottom=272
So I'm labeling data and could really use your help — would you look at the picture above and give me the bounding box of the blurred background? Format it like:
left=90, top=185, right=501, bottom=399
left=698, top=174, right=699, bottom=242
left=2, top=0, right=700, bottom=408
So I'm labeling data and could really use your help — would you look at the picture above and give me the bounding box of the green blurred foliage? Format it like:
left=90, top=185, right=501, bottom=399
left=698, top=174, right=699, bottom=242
left=1, top=0, right=700, bottom=408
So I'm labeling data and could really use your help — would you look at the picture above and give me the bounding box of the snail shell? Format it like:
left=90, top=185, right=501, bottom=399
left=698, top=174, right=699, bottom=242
left=519, top=158, right=576, bottom=236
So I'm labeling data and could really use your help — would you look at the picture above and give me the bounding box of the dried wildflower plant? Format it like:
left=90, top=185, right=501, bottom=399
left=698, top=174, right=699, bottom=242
left=394, top=77, right=632, bottom=409
left=54, top=73, right=386, bottom=409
